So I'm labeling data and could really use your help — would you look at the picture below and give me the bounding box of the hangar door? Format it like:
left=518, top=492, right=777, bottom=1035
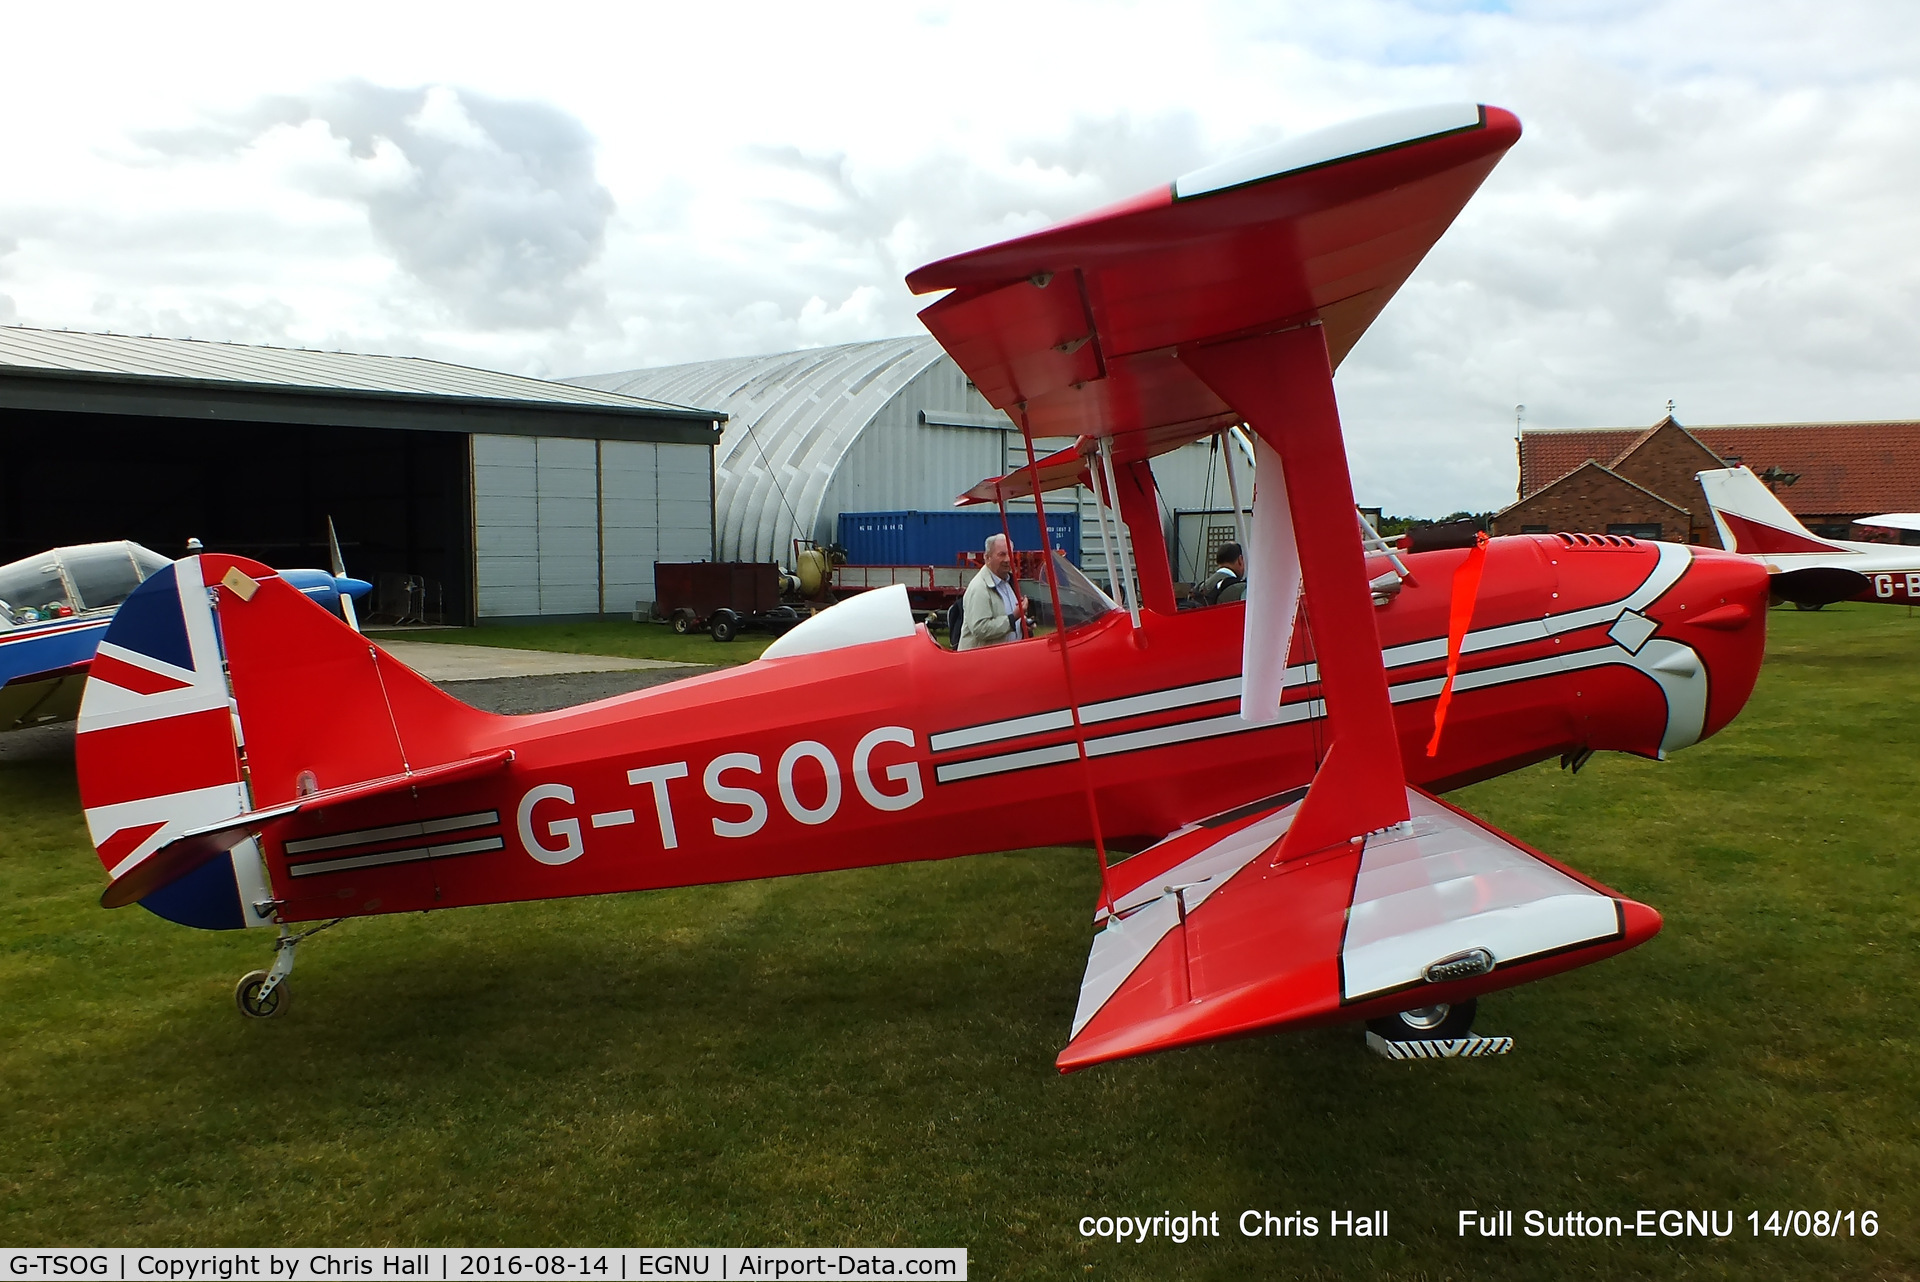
left=472, top=434, right=713, bottom=619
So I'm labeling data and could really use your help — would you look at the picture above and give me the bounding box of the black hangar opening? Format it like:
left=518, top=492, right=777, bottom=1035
left=0, top=328, right=722, bottom=624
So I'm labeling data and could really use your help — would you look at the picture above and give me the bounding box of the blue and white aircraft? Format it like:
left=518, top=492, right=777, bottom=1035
left=0, top=540, right=369, bottom=733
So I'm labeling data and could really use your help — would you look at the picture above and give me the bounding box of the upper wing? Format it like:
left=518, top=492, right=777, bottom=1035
left=954, top=421, right=1231, bottom=507
left=1060, top=785, right=1661, bottom=1071
left=910, top=103, right=1519, bottom=445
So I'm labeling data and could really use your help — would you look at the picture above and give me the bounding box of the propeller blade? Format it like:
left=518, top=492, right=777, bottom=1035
left=326, top=515, right=362, bottom=633
left=326, top=515, right=347, bottom=579
left=1425, top=531, right=1490, bottom=756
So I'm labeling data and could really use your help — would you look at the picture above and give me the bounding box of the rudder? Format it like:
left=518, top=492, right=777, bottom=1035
left=75, top=554, right=499, bottom=929
left=1697, top=466, right=1844, bottom=555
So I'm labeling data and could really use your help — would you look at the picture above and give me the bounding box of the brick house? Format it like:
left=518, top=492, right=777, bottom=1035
left=1493, top=416, right=1723, bottom=543
left=1492, top=417, right=1920, bottom=545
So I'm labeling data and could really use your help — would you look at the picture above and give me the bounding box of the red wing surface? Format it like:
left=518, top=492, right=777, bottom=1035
left=911, top=103, right=1520, bottom=448
left=1061, top=787, right=1660, bottom=1071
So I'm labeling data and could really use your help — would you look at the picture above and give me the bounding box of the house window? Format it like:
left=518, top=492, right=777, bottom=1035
left=1521, top=525, right=1549, bottom=534
left=1607, top=523, right=1663, bottom=539
left=1811, top=524, right=1853, bottom=539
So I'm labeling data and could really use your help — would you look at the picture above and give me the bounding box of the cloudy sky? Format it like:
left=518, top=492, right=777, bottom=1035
left=3, top=0, right=1916, bottom=513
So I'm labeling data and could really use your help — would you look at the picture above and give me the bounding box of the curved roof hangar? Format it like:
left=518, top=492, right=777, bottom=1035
left=571, top=337, right=954, bottom=563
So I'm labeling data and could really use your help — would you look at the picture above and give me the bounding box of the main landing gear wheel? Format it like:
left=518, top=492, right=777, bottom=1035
left=1368, top=997, right=1477, bottom=1042
left=234, top=969, right=290, bottom=1019
left=1793, top=600, right=1825, bottom=611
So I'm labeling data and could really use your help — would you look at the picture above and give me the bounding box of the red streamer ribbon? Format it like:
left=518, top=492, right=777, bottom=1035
left=1426, top=532, right=1490, bottom=757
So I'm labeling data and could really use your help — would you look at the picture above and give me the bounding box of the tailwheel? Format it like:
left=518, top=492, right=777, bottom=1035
left=232, top=918, right=342, bottom=1018
left=235, top=969, right=289, bottom=1019
left=1368, top=997, right=1477, bottom=1042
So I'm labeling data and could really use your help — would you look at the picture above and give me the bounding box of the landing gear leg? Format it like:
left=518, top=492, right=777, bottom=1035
left=234, top=919, right=342, bottom=1019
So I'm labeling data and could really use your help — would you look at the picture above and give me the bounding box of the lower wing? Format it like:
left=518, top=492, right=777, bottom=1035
left=1060, top=786, right=1659, bottom=1071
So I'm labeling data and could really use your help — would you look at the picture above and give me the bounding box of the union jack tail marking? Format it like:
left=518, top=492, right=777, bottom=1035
left=75, top=558, right=273, bottom=931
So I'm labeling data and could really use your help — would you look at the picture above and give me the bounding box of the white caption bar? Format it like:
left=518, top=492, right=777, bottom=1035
left=2, top=1251, right=967, bottom=1282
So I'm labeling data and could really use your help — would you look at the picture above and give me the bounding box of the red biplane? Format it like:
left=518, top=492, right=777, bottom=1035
left=75, top=104, right=1771, bottom=1070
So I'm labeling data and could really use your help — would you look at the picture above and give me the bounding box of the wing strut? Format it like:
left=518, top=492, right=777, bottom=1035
left=1092, top=439, right=1141, bottom=626
left=1013, top=411, right=1117, bottom=916
left=1220, top=428, right=1248, bottom=551
left=1086, top=454, right=1130, bottom=617
left=1180, top=323, right=1410, bottom=858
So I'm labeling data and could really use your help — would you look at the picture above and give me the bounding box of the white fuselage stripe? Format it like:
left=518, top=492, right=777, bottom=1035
left=935, top=637, right=1696, bottom=784
left=283, top=811, right=500, bottom=855
left=287, top=835, right=505, bottom=878
left=930, top=543, right=1695, bottom=773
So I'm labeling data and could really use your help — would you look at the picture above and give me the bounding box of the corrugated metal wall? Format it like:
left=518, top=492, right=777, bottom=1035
left=814, top=359, right=1005, bottom=529
left=472, top=434, right=712, bottom=619
left=568, top=339, right=1243, bottom=596
left=600, top=441, right=714, bottom=617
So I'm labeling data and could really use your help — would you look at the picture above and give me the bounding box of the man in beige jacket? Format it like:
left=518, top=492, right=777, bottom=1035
left=958, top=533, right=1029, bottom=650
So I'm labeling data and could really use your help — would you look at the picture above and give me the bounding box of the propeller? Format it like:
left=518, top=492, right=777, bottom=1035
left=326, top=516, right=362, bottom=633
left=1425, top=531, right=1490, bottom=757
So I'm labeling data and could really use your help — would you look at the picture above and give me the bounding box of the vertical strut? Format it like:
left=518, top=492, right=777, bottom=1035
left=1016, top=413, right=1115, bottom=917
left=1096, top=439, right=1142, bottom=628
left=1180, top=324, right=1409, bottom=858
left=1221, top=428, right=1247, bottom=552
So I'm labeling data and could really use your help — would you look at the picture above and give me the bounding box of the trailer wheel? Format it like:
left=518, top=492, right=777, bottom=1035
left=710, top=610, right=739, bottom=643
left=670, top=609, right=697, bottom=634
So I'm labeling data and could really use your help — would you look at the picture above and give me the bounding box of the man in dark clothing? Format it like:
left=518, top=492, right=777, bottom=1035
left=1200, top=542, right=1246, bottom=605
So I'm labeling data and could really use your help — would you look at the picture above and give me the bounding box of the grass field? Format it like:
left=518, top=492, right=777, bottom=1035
left=366, top=620, right=774, bottom=665
left=4, top=604, right=1916, bottom=1277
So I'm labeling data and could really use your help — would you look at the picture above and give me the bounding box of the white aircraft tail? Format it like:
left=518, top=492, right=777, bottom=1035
left=1696, top=467, right=1845, bottom=556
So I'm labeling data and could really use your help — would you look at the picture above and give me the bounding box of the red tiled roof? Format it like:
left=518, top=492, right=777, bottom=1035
left=1688, top=423, right=1920, bottom=517
left=1520, top=420, right=1920, bottom=517
left=1519, top=429, right=1641, bottom=495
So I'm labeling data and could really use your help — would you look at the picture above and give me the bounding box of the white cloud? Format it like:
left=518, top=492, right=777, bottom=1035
left=0, top=0, right=1915, bottom=513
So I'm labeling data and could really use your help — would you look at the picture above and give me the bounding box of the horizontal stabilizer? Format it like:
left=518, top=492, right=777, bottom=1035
left=1059, top=787, right=1659, bottom=1071
left=99, top=748, right=515, bottom=909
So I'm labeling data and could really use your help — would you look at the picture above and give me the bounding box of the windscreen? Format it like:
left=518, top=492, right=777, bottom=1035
left=60, top=543, right=146, bottom=611
left=1018, top=551, right=1119, bottom=632
left=131, top=543, right=174, bottom=578
left=0, top=555, right=74, bottom=626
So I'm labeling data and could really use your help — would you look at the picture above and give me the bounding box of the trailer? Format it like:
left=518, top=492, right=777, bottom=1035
left=652, top=562, right=804, bottom=642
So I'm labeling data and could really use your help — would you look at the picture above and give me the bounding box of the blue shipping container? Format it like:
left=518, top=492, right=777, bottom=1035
left=838, top=509, right=1081, bottom=566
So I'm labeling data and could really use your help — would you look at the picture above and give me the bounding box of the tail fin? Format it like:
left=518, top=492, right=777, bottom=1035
left=76, top=554, right=498, bottom=929
left=1697, top=466, right=1844, bottom=555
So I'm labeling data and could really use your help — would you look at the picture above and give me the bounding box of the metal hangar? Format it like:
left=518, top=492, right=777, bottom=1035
left=0, top=326, right=722, bottom=623
left=569, top=336, right=1234, bottom=589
